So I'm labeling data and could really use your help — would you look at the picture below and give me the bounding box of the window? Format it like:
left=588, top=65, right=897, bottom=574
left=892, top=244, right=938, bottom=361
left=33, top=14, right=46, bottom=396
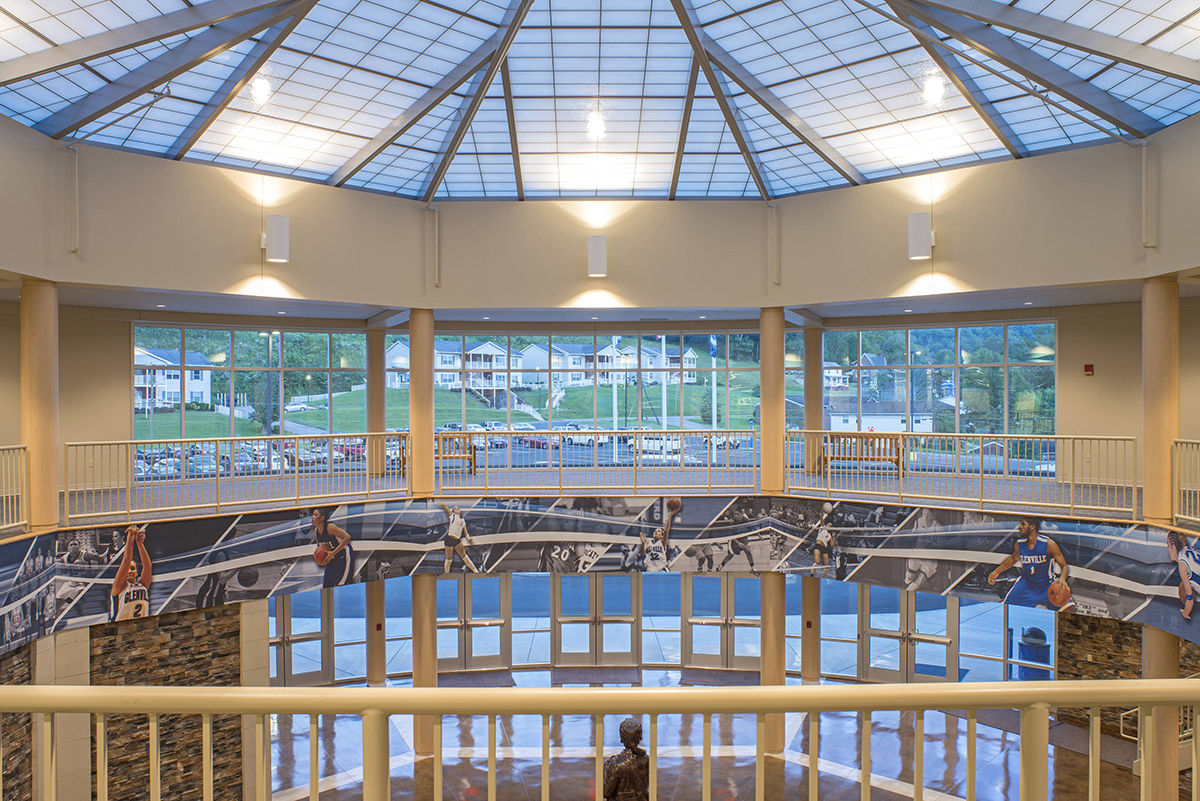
left=133, top=326, right=373, bottom=440
left=822, top=323, right=1056, bottom=436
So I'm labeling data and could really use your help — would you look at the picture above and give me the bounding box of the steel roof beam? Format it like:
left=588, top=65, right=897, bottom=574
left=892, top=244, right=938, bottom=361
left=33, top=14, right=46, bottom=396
left=33, top=0, right=309, bottom=140
left=328, top=38, right=502, bottom=187
left=0, top=0, right=294, bottom=88
left=702, top=37, right=865, bottom=186
left=887, top=0, right=1027, bottom=159
left=420, top=0, right=534, bottom=203
left=669, top=57, right=700, bottom=200
left=166, top=5, right=314, bottom=160
left=500, top=59, right=524, bottom=200
left=914, top=0, right=1200, bottom=86
left=901, top=0, right=1162, bottom=138
left=669, top=0, right=770, bottom=200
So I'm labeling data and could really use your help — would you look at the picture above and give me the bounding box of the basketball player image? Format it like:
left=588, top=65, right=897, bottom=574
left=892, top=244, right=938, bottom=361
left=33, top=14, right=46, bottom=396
left=110, top=525, right=152, bottom=622
left=1166, top=531, right=1200, bottom=619
left=905, top=507, right=942, bottom=592
left=640, top=498, right=681, bottom=572
left=438, top=503, right=478, bottom=574
left=686, top=542, right=715, bottom=572
left=987, top=517, right=1073, bottom=610
left=63, top=538, right=105, bottom=567
left=311, top=507, right=355, bottom=587
left=716, top=536, right=757, bottom=572
left=812, top=527, right=835, bottom=578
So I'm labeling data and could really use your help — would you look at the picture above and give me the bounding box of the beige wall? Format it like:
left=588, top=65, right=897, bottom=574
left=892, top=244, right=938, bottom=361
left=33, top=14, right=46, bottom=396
left=3, top=110, right=1200, bottom=311
left=1056, top=305, right=1144, bottom=440
left=0, top=305, right=131, bottom=448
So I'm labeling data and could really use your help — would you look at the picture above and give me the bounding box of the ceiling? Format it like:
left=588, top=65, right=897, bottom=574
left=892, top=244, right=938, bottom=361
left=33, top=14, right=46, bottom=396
left=2, top=0, right=1200, bottom=200
left=2, top=278, right=1194, bottom=324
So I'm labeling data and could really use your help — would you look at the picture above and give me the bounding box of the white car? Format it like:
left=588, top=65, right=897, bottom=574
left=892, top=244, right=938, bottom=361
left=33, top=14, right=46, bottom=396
left=563, top=429, right=612, bottom=446
left=630, top=433, right=682, bottom=453
left=284, top=401, right=311, bottom=412
left=510, top=422, right=536, bottom=432
left=705, top=433, right=743, bottom=449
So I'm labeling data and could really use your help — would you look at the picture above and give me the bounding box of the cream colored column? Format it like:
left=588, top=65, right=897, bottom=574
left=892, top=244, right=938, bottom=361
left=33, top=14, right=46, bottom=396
left=803, top=326, right=824, bottom=474
left=1140, top=276, right=1181, bottom=799
left=1142, top=276, right=1179, bottom=523
left=760, top=571, right=786, bottom=751
left=412, top=573, right=437, bottom=756
left=760, top=307, right=785, bottom=494
left=409, top=309, right=435, bottom=497
left=800, top=576, right=820, bottom=681
left=366, top=579, right=386, bottom=687
left=20, top=279, right=59, bottom=529
left=1140, top=626, right=1179, bottom=800
left=366, top=328, right=386, bottom=478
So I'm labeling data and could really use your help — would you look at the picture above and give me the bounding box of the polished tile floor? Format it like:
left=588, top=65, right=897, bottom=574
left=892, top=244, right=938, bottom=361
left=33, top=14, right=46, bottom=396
left=269, top=671, right=1173, bottom=801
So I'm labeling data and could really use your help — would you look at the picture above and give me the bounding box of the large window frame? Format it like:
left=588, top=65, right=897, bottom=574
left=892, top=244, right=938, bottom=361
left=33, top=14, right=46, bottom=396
left=822, top=323, right=1056, bottom=436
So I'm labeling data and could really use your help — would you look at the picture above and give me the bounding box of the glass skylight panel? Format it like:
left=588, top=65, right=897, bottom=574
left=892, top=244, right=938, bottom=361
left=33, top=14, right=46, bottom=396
left=1012, top=0, right=1200, bottom=55
left=70, top=93, right=197, bottom=153
left=674, top=151, right=756, bottom=196
left=0, top=63, right=103, bottom=124
left=724, top=86, right=847, bottom=192
left=435, top=94, right=517, bottom=197
left=989, top=93, right=1110, bottom=150
left=518, top=151, right=672, bottom=196
left=1, top=0, right=188, bottom=51
left=1092, top=63, right=1200, bottom=124
left=827, top=106, right=1007, bottom=178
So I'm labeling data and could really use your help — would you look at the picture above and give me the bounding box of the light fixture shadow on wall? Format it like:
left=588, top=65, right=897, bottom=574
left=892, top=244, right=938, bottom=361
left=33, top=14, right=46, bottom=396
left=587, top=235, right=607, bottom=277
left=907, top=212, right=935, bottom=260
left=263, top=214, right=290, bottom=263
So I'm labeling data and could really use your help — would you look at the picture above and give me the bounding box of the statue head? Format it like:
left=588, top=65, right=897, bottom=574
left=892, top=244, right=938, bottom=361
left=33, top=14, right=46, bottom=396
left=618, top=717, right=642, bottom=749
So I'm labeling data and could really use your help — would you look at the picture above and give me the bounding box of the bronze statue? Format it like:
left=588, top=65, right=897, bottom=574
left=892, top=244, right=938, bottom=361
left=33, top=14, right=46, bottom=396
left=603, top=718, right=649, bottom=801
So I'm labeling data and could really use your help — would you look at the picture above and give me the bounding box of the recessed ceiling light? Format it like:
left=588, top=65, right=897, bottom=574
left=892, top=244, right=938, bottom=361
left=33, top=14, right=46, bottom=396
left=699, top=315, right=706, bottom=319
left=483, top=316, right=490, bottom=320
left=904, top=309, right=913, bottom=313
left=278, top=311, right=286, bottom=315
left=1024, top=301, right=1034, bottom=306
left=156, top=304, right=165, bottom=308
left=591, top=317, right=598, bottom=320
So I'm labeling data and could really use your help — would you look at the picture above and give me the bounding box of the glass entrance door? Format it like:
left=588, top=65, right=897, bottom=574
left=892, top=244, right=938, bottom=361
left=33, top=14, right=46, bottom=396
left=684, top=574, right=761, bottom=670
left=270, top=589, right=329, bottom=686
left=437, top=574, right=510, bottom=671
left=552, top=574, right=640, bottom=666
left=862, top=586, right=958, bottom=683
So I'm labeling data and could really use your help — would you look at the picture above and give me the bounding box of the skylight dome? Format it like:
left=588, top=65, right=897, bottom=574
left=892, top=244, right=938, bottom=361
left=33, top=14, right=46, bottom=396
left=2, top=0, right=1198, bottom=200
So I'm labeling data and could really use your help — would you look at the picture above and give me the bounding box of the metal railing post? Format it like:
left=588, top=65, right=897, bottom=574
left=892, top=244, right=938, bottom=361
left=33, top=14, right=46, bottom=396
left=1019, top=703, right=1049, bottom=801
left=362, top=708, right=389, bottom=801
left=1068, top=438, right=1076, bottom=516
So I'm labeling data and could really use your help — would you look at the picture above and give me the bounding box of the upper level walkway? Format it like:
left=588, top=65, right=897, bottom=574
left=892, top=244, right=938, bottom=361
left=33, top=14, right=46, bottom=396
left=27, top=429, right=1189, bottom=532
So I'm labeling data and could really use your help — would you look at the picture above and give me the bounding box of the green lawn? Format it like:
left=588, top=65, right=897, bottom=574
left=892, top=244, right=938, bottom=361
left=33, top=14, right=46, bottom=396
left=135, top=411, right=263, bottom=440
left=285, top=386, right=540, bottom=432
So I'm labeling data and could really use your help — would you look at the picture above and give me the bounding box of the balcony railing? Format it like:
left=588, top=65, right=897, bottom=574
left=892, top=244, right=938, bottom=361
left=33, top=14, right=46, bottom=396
left=435, top=429, right=759, bottom=496
left=64, top=433, right=409, bottom=525
left=9, top=679, right=1199, bottom=801
left=1176, top=440, right=1200, bottom=527
left=0, top=445, right=28, bottom=533
left=786, top=431, right=1138, bottom=517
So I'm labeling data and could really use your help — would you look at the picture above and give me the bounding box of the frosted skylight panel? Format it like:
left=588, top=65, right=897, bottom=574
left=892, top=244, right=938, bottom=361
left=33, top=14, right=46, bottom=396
left=0, top=63, right=103, bottom=124
left=988, top=92, right=1106, bottom=149
left=217, top=51, right=428, bottom=141
left=726, top=90, right=848, bottom=192
left=828, top=106, right=1006, bottom=178
left=1012, top=0, right=1200, bottom=54
left=1, top=0, right=188, bottom=52
left=70, top=93, right=197, bottom=153
left=518, top=151, right=672, bottom=196
left=436, top=95, right=518, bottom=197
left=190, top=109, right=367, bottom=179
left=341, top=88, right=467, bottom=194
left=1092, top=63, right=1200, bottom=124
left=674, top=151, right=756, bottom=196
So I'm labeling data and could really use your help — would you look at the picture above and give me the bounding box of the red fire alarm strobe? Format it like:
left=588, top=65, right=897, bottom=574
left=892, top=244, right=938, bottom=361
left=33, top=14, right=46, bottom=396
left=1084, top=364, right=1094, bottom=376
left=376, top=623, right=383, bottom=631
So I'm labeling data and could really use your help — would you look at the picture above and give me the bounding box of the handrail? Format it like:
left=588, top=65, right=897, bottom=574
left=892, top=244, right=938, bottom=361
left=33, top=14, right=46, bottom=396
left=1176, top=439, right=1200, bottom=526
left=14, top=680, right=1200, bottom=801
left=0, top=444, right=29, bottom=533
left=5, top=678, right=1199, bottom=715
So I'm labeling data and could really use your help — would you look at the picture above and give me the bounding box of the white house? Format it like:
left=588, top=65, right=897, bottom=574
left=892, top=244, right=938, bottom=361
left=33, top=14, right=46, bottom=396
left=384, top=339, right=522, bottom=391
left=619, top=345, right=699, bottom=384
left=134, top=348, right=213, bottom=410
left=520, top=342, right=641, bottom=387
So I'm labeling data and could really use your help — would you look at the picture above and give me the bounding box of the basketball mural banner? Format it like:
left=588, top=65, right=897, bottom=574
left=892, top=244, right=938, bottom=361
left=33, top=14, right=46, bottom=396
left=0, top=495, right=1195, bottom=654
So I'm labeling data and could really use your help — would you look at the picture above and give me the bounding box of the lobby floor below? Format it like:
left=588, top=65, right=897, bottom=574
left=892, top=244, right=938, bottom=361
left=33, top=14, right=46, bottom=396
left=268, top=671, right=1169, bottom=801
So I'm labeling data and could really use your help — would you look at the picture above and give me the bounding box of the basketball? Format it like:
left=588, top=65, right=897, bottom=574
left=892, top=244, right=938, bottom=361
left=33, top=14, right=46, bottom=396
left=237, top=566, right=259, bottom=587
left=666, top=497, right=682, bottom=514
left=314, top=544, right=333, bottom=566
left=1048, top=582, right=1072, bottom=608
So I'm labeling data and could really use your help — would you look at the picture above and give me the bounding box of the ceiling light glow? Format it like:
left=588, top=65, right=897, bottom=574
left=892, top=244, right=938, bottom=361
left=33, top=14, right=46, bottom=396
left=922, top=74, right=946, bottom=106
left=586, top=111, right=606, bottom=142
left=250, top=77, right=272, bottom=106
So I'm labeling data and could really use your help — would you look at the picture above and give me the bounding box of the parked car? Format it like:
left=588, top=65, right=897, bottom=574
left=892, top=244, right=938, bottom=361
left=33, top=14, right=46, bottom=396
left=223, top=452, right=260, bottom=475
left=185, top=456, right=222, bottom=477
left=335, top=439, right=368, bottom=460
left=630, top=433, right=682, bottom=453
left=442, top=422, right=464, bottom=432
left=482, top=421, right=507, bottom=431
left=148, top=458, right=182, bottom=478
left=284, top=401, right=311, bottom=412
left=705, top=433, right=743, bottom=449
left=524, top=433, right=560, bottom=449
left=134, top=462, right=150, bottom=480
left=311, top=445, right=345, bottom=464
left=562, top=429, right=612, bottom=446
left=256, top=453, right=290, bottom=473
left=510, top=422, right=536, bottom=432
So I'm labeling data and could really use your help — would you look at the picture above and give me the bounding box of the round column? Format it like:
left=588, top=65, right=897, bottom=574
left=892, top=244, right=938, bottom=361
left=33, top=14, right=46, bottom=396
left=20, top=279, right=59, bottom=529
left=760, top=307, right=785, bottom=494
left=408, top=309, right=435, bottom=497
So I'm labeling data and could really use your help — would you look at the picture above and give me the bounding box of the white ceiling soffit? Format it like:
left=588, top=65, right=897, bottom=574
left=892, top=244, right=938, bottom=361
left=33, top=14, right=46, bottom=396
left=4, top=0, right=1200, bottom=199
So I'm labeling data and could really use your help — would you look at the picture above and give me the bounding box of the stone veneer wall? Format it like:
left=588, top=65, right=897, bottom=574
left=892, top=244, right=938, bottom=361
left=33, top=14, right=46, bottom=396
left=0, top=643, right=32, bottom=801
left=90, top=606, right=243, bottom=801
